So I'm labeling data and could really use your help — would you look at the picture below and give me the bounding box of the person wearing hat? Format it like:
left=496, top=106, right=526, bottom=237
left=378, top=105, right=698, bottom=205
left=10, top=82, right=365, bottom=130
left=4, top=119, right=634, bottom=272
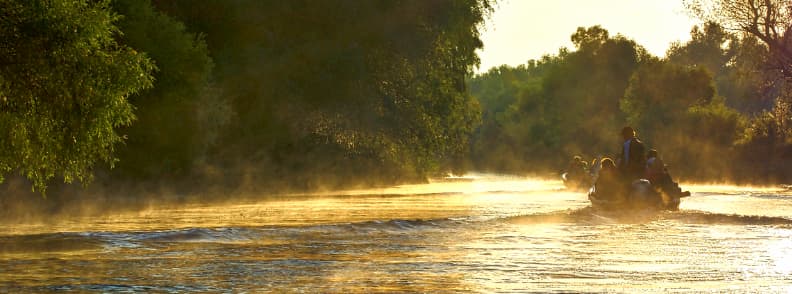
left=617, top=126, right=646, bottom=182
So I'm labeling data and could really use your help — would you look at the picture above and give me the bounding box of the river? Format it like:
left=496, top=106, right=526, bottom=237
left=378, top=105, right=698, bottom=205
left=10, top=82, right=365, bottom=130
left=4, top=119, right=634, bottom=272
left=1, top=174, right=791, bottom=292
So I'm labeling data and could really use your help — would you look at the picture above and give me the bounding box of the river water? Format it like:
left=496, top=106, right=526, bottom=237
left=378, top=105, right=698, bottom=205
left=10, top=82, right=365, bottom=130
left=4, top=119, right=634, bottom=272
left=1, top=174, right=791, bottom=293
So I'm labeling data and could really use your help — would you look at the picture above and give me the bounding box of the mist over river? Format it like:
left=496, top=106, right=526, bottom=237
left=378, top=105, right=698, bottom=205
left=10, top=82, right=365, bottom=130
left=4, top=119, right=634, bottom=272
left=1, top=174, right=791, bottom=292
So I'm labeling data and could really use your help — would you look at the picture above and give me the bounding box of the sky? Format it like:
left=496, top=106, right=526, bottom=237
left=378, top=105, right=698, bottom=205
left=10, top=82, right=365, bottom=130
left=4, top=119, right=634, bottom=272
left=476, top=0, right=701, bottom=73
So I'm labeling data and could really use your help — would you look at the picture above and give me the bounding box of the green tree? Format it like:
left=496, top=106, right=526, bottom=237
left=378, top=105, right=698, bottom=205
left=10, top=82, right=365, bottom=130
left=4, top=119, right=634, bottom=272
left=470, top=24, right=753, bottom=181
left=0, top=0, right=154, bottom=192
left=686, top=0, right=792, bottom=182
left=685, top=0, right=792, bottom=78
left=621, top=60, right=716, bottom=135
left=469, top=64, right=541, bottom=171
left=621, top=60, right=745, bottom=178
left=151, top=0, right=491, bottom=187
left=470, top=26, right=643, bottom=172
left=110, top=0, right=226, bottom=179
left=667, top=22, right=735, bottom=75
left=667, top=22, right=772, bottom=113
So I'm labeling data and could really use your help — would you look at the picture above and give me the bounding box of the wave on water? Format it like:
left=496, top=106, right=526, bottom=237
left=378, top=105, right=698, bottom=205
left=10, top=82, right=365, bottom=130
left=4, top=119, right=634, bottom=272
left=0, top=218, right=471, bottom=255
left=502, top=207, right=676, bottom=225
left=4, top=207, right=791, bottom=255
left=0, top=232, right=105, bottom=254
left=0, top=228, right=255, bottom=254
left=503, top=208, right=602, bottom=225
left=744, top=192, right=792, bottom=200
left=502, top=207, right=792, bottom=226
left=667, top=210, right=792, bottom=225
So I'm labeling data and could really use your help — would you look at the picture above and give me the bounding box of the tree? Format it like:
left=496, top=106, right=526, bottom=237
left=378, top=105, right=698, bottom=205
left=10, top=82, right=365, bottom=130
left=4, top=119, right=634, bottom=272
left=0, top=0, right=154, bottom=192
left=470, top=24, right=753, bottom=181
left=685, top=0, right=792, bottom=77
left=667, top=22, right=735, bottom=75
left=687, top=0, right=792, bottom=182
left=110, top=0, right=227, bottom=179
left=667, top=21, right=772, bottom=112
left=470, top=26, right=644, bottom=172
left=621, top=60, right=745, bottom=179
left=621, top=60, right=715, bottom=139
left=150, top=0, right=491, bottom=187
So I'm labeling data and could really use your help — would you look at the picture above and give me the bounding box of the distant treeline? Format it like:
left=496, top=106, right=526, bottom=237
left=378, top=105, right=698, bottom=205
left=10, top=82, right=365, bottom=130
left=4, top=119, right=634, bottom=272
left=1, top=0, right=790, bottom=200
left=470, top=22, right=792, bottom=183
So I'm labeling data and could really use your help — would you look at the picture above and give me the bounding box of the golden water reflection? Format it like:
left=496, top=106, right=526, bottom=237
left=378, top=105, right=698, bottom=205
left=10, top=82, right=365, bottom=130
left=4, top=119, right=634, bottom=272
left=1, top=175, right=791, bottom=292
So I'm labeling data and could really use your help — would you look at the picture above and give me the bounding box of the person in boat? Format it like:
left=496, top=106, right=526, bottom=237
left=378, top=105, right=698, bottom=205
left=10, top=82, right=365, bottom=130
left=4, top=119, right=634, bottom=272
left=645, top=149, right=665, bottom=185
left=594, top=158, right=623, bottom=200
left=565, top=155, right=588, bottom=180
left=645, top=149, right=691, bottom=197
left=617, top=126, right=646, bottom=183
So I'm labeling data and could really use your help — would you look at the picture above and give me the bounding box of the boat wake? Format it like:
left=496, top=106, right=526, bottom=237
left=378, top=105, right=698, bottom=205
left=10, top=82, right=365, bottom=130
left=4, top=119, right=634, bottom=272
left=665, top=210, right=792, bottom=225
left=4, top=207, right=790, bottom=256
left=504, top=207, right=792, bottom=226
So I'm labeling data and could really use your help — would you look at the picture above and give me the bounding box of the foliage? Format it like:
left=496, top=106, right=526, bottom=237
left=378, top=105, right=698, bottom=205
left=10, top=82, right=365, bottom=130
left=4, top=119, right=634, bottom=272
left=684, top=0, right=792, bottom=77
left=622, top=60, right=746, bottom=178
left=667, top=22, right=773, bottom=113
left=0, top=0, right=154, bottom=192
left=147, top=0, right=491, bottom=187
left=471, top=25, right=756, bottom=181
left=686, top=0, right=792, bottom=182
left=110, top=0, right=226, bottom=179
left=620, top=60, right=716, bottom=137
left=470, top=26, right=643, bottom=172
left=6, top=0, right=792, bottom=194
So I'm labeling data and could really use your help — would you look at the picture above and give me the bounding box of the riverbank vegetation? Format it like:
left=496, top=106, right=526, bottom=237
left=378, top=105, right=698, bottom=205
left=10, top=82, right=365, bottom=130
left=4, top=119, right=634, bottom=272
left=0, top=0, right=790, bottom=208
left=471, top=0, right=792, bottom=183
left=470, top=22, right=788, bottom=183
left=0, top=0, right=490, bottom=202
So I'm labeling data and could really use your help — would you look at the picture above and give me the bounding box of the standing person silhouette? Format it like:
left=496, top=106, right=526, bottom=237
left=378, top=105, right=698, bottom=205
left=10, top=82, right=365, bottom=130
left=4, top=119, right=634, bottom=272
left=617, top=126, right=646, bottom=183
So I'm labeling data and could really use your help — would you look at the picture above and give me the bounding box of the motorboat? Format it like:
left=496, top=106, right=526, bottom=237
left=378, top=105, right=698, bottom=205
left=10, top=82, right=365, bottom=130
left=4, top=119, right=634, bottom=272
left=587, top=178, right=689, bottom=211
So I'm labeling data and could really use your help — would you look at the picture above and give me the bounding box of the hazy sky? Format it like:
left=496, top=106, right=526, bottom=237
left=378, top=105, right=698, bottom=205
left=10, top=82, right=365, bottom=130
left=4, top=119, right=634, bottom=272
left=476, top=0, right=701, bottom=73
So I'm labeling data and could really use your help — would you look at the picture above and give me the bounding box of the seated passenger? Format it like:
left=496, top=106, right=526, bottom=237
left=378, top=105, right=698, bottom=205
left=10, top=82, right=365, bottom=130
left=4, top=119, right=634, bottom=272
left=566, top=155, right=588, bottom=176
left=564, top=155, right=589, bottom=185
left=645, top=149, right=666, bottom=185
left=644, top=149, right=690, bottom=197
left=594, top=158, right=623, bottom=200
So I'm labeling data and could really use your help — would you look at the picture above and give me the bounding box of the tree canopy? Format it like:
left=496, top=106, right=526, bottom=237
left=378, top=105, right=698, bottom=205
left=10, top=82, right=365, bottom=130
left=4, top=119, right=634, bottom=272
left=685, top=0, right=792, bottom=78
left=110, top=0, right=224, bottom=180
left=0, top=0, right=493, bottom=194
left=0, top=0, right=154, bottom=192
left=3, top=0, right=792, bottom=196
left=469, top=24, right=782, bottom=182
left=149, top=0, right=491, bottom=187
left=684, top=0, right=792, bottom=181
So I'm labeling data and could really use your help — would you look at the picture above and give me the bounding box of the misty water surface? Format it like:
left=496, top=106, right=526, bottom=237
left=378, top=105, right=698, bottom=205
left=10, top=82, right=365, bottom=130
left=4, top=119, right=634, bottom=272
left=1, top=174, right=791, bottom=292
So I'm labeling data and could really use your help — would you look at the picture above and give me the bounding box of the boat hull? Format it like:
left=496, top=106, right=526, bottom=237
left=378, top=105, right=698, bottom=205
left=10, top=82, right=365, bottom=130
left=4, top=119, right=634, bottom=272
left=587, top=179, right=682, bottom=211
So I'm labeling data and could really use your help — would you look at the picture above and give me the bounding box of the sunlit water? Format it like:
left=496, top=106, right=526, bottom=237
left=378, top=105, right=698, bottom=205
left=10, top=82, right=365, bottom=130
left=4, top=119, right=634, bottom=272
left=2, top=174, right=792, bottom=292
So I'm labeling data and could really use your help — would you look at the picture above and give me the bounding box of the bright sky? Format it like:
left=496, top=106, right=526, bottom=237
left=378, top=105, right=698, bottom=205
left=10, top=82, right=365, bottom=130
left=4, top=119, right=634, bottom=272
left=476, top=0, right=701, bottom=73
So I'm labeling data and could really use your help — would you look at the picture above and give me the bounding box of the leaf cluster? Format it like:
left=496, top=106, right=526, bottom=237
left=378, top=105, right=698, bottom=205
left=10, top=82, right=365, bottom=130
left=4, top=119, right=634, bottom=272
left=0, top=0, right=153, bottom=193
